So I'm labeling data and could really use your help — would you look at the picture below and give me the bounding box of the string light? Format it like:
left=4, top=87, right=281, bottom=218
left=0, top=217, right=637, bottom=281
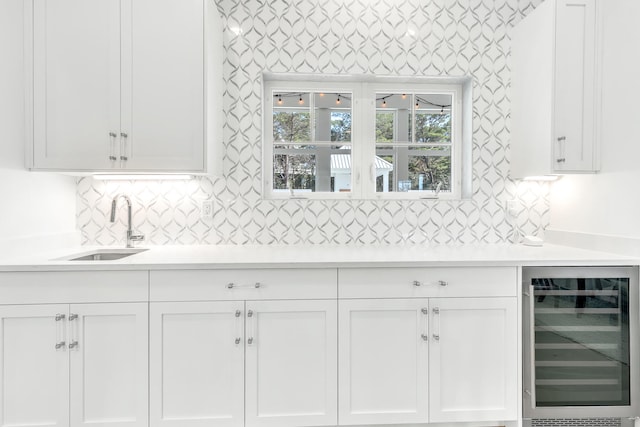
left=336, top=94, right=341, bottom=105
left=401, top=93, right=407, bottom=99
left=382, top=99, right=387, bottom=107
left=277, top=95, right=283, bottom=105
left=298, top=95, right=304, bottom=105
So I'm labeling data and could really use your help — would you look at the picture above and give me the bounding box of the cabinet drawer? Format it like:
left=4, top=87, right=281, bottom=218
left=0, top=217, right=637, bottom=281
left=339, top=267, right=516, bottom=298
left=150, top=269, right=337, bottom=301
left=0, top=271, right=148, bottom=304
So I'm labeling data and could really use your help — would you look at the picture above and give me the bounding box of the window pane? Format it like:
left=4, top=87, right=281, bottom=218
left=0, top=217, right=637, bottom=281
left=375, top=145, right=451, bottom=193
left=273, top=144, right=352, bottom=193
left=272, top=91, right=353, bottom=193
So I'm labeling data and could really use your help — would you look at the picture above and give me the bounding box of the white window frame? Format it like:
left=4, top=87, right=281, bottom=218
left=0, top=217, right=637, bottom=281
left=263, top=76, right=466, bottom=200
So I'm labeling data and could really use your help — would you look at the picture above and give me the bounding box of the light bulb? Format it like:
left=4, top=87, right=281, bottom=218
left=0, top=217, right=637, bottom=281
left=401, top=93, right=407, bottom=99
left=336, top=95, right=341, bottom=105
left=277, top=95, right=282, bottom=105
left=382, top=99, right=387, bottom=107
left=298, top=96, right=304, bottom=105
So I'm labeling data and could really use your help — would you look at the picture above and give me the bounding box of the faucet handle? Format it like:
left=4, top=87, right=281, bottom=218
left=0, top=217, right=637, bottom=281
left=130, top=234, right=145, bottom=242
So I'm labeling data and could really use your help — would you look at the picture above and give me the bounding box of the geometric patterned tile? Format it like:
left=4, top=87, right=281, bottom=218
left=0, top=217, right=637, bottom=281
left=77, top=0, right=548, bottom=246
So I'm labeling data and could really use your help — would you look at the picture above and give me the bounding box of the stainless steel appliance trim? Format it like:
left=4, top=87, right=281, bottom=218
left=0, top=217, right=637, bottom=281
left=523, top=266, right=640, bottom=420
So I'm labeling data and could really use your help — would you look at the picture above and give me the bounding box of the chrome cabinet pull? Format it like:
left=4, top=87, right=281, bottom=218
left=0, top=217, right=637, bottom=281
left=413, top=280, right=422, bottom=287
left=421, top=334, right=429, bottom=341
left=68, top=313, right=78, bottom=321
left=227, top=282, right=261, bottom=289
left=247, top=309, right=255, bottom=345
left=432, top=307, right=440, bottom=342
left=69, top=313, right=79, bottom=350
left=556, top=136, right=566, bottom=164
left=120, top=132, right=128, bottom=162
left=55, top=313, right=66, bottom=350
left=421, top=307, right=429, bottom=342
left=68, top=341, right=78, bottom=349
left=234, top=309, right=242, bottom=345
left=438, top=280, right=448, bottom=287
left=109, top=132, right=118, bottom=161
left=421, top=308, right=428, bottom=315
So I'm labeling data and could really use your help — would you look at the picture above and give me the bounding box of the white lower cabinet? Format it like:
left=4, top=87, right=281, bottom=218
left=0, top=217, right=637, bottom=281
left=0, top=302, right=148, bottom=427
left=429, top=298, right=518, bottom=423
left=149, top=301, right=245, bottom=427
left=0, top=304, right=69, bottom=427
left=149, top=298, right=338, bottom=427
left=245, top=300, right=337, bottom=427
left=338, top=299, right=429, bottom=425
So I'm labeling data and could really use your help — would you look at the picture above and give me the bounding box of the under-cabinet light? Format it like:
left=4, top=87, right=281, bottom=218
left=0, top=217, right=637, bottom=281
left=92, top=174, right=193, bottom=181
left=521, top=176, right=561, bottom=182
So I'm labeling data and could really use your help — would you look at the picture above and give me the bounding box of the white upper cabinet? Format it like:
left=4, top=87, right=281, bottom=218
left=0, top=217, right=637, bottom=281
left=26, top=0, right=222, bottom=173
left=511, top=0, right=600, bottom=178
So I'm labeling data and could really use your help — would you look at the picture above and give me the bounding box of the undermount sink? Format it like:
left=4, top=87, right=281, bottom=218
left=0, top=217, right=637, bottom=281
left=58, top=248, right=149, bottom=261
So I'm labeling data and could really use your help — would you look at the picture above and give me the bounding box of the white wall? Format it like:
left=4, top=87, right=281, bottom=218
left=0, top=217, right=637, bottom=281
left=0, top=0, right=77, bottom=251
left=549, top=0, right=640, bottom=239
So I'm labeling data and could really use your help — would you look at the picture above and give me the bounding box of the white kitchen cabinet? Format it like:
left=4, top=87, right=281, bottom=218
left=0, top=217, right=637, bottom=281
left=149, top=271, right=338, bottom=427
left=511, top=0, right=600, bottom=178
left=245, top=300, right=337, bottom=427
left=0, top=304, right=69, bottom=427
left=150, top=301, right=245, bottom=427
left=69, top=303, right=148, bottom=427
left=0, top=303, right=148, bottom=427
left=26, top=0, right=222, bottom=173
left=338, top=299, right=429, bottom=425
left=428, top=297, right=518, bottom=423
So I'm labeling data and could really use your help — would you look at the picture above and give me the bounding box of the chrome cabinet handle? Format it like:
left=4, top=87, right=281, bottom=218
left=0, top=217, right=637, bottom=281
left=55, top=313, right=65, bottom=321
left=69, top=341, right=78, bottom=349
left=432, top=307, right=440, bottom=342
left=234, top=309, right=242, bottom=345
left=421, top=307, right=429, bottom=342
left=247, top=309, right=255, bottom=345
left=55, top=341, right=66, bottom=349
left=68, top=313, right=78, bottom=321
left=556, top=136, right=566, bottom=164
left=120, top=132, right=128, bottom=161
left=227, top=282, right=261, bottom=289
left=55, top=313, right=66, bottom=350
left=413, top=280, right=422, bottom=287
left=438, top=280, right=448, bottom=287
left=109, top=132, right=118, bottom=161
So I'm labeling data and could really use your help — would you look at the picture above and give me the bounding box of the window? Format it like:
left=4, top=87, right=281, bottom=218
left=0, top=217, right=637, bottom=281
left=263, top=77, right=469, bottom=200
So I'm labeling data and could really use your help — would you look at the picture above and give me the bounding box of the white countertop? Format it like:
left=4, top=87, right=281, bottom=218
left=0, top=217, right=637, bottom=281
left=0, top=243, right=637, bottom=271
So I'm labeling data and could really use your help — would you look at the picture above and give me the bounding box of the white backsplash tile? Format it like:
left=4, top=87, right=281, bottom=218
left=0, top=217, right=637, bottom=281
left=77, top=0, right=548, bottom=246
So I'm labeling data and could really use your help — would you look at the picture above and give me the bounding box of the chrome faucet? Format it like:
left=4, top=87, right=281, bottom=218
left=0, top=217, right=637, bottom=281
left=110, top=194, right=145, bottom=248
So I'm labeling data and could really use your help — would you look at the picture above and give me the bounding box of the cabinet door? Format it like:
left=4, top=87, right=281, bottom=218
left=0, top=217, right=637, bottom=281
left=150, top=301, right=245, bottom=427
left=554, top=0, right=597, bottom=172
left=31, top=0, right=120, bottom=170
left=429, top=298, right=518, bottom=423
left=124, top=0, right=205, bottom=171
left=69, top=303, right=148, bottom=427
left=338, top=299, right=429, bottom=425
left=0, top=305, right=69, bottom=427
left=245, top=300, right=337, bottom=427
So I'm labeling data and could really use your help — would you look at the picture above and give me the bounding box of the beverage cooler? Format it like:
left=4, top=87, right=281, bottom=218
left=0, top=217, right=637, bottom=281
left=523, top=267, right=639, bottom=426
